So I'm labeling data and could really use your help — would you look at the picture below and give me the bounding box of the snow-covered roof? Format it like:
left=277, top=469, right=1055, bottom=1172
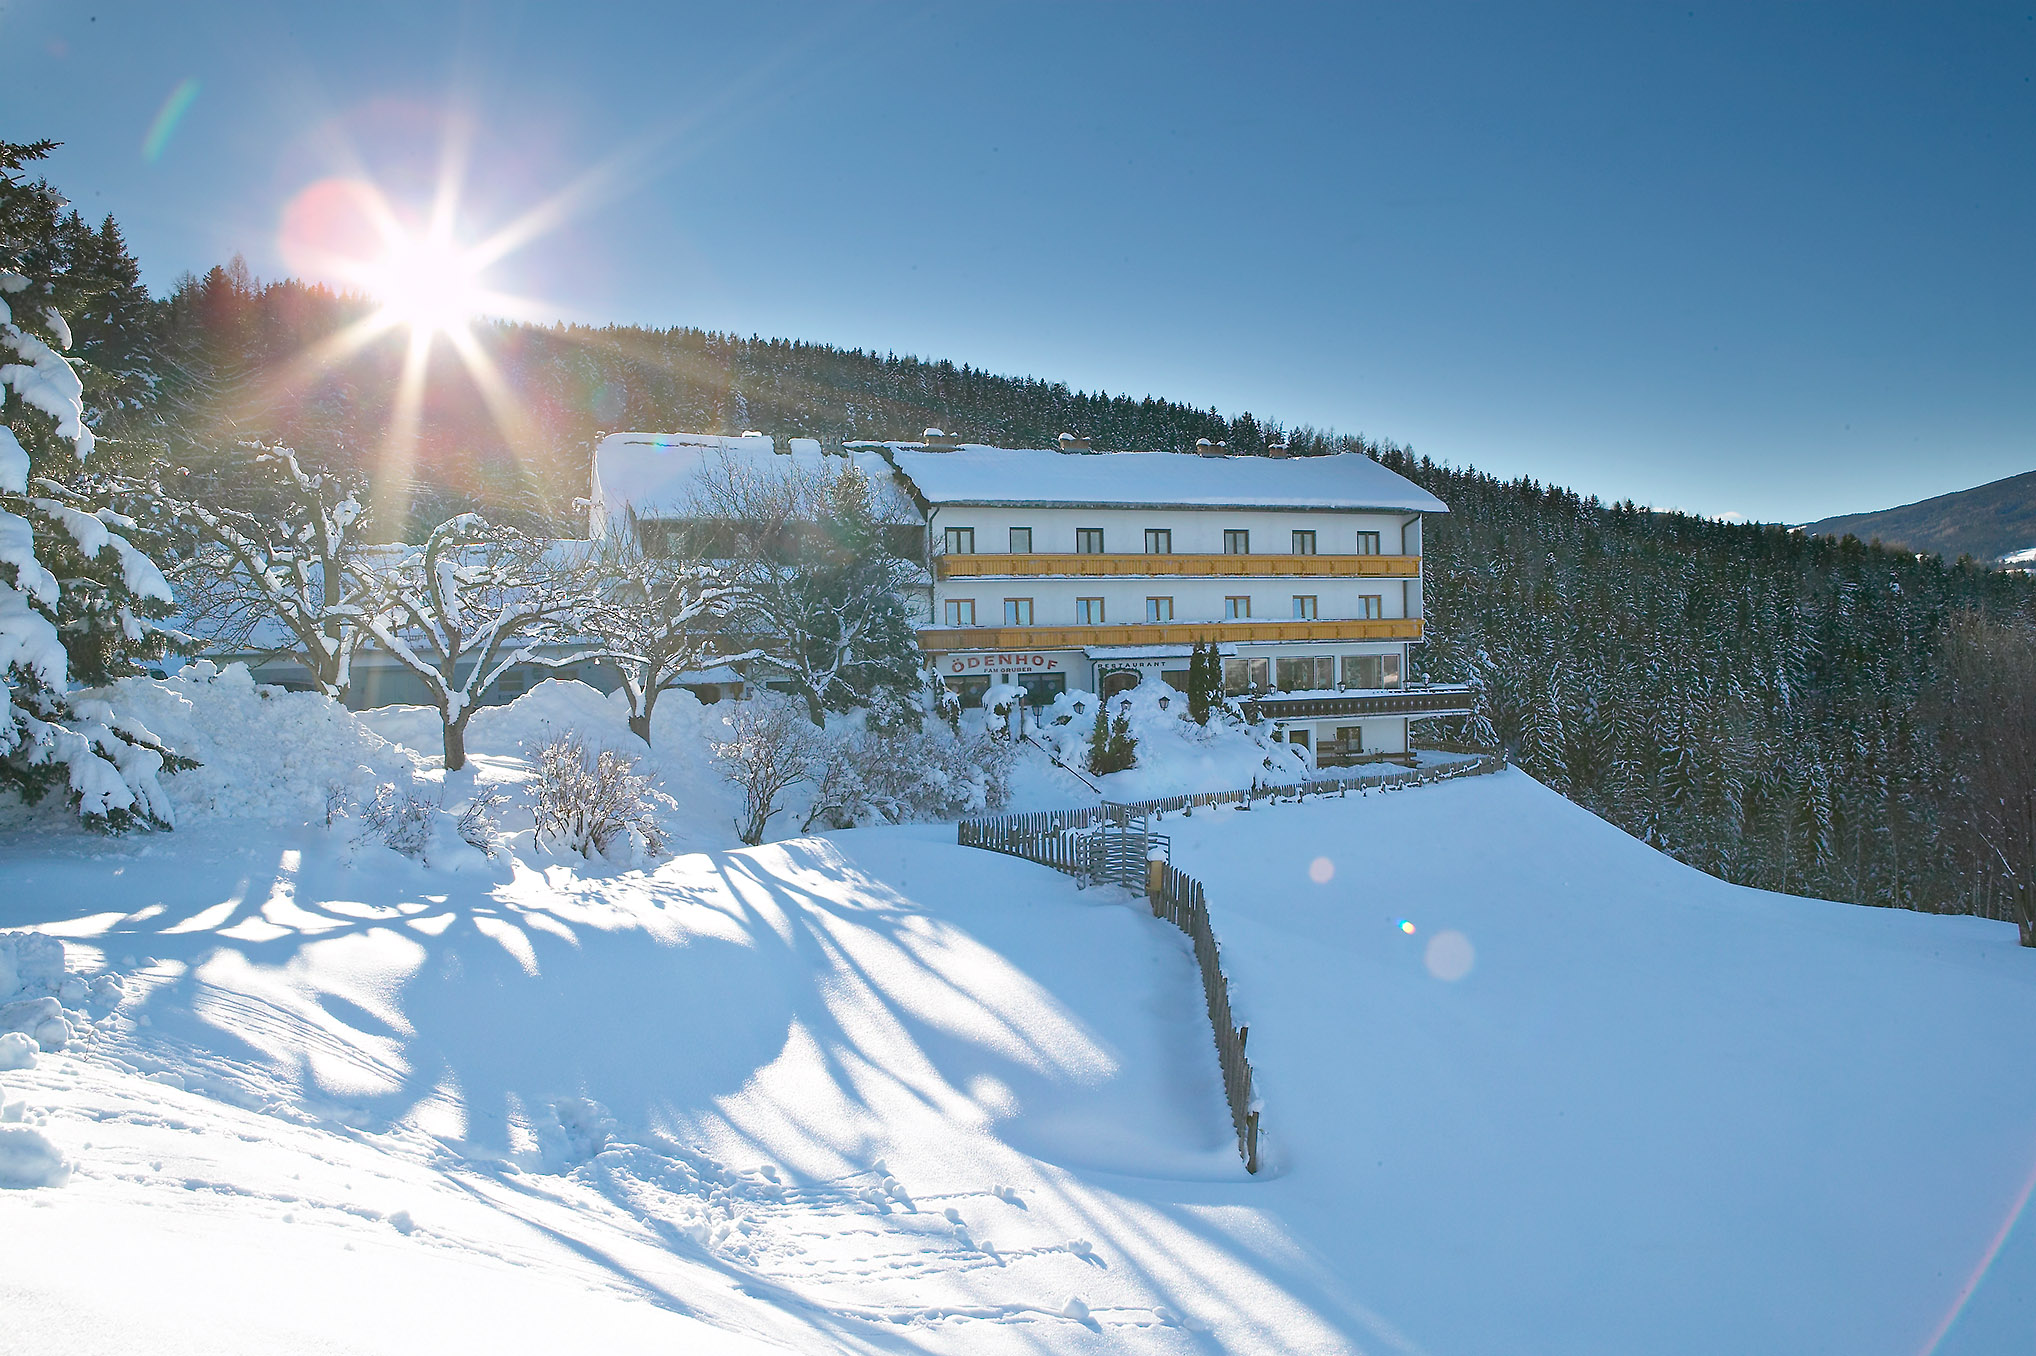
left=857, top=443, right=1448, bottom=514
left=591, top=432, right=916, bottom=532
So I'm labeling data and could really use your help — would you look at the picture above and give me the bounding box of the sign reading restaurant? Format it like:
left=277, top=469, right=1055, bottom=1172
left=944, top=652, right=1063, bottom=675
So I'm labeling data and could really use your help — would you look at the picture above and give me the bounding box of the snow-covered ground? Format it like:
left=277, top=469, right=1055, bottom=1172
left=5, top=673, right=2034, bottom=1353
left=1162, top=771, right=2036, bottom=1354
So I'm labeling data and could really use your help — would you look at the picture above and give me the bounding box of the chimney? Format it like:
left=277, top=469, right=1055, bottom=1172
left=1057, top=433, right=1092, bottom=454
left=921, top=427, right=961, bottom=451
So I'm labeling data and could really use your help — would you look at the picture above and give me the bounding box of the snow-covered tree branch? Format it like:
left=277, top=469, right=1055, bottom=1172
left=130, top=441, right=370, bottom=701
left=355, top=513, right=609, bottom=770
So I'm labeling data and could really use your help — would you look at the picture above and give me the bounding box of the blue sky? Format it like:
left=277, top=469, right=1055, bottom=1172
left=4, top=1, right=2031, bottom=523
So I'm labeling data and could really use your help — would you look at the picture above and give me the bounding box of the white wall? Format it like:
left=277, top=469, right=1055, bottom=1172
left=936, top=577, right=1416, bottom=625
left=925, top=505, right=1422, bottom=557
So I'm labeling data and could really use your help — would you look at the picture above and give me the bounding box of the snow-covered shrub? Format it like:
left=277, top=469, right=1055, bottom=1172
left=359, top=784, right=436, bottom=859
left=803, top=723, right=1013, bottom=830
left=1028, top=680, right=1308, bottom=796
left=980, top=683, right=1025, bottom=739
left=530, top=732, right=669, bottom=862
left=710, top=698, right=818, bottom=845
left=323, top=780, right=504, bottom=865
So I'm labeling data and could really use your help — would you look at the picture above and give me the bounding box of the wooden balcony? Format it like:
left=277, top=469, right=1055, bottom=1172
left=916, top=618, right=1423, bottom=652
left=1240, top=685, right=1474, bottom=721
left=935, top=552, right=1421, bottom=580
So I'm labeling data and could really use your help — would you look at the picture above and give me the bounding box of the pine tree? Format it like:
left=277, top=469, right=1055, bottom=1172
left=1, top=139, right=186, bottom=826
left=1086, top=697, right=1111, bottom=774
left=1187, top=640, right=1213, bottom=725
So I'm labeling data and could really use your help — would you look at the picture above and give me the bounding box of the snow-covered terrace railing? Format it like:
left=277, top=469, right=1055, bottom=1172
left=957, top=751, right=1508, bottom=1175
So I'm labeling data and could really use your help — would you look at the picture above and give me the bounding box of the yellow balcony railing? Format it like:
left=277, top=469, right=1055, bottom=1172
left=916, top=618, right=1423, bottom=652
left=934, top=552, right=1420, bottom=580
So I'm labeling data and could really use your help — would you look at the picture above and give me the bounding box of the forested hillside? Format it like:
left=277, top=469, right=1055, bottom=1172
left=1800, top=468, right=2036, bottom=565
left=60, top=249, right=2036, bottom=928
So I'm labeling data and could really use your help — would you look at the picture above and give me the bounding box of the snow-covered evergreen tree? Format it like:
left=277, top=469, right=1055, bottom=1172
left=1, top=139, right=184, bottom=827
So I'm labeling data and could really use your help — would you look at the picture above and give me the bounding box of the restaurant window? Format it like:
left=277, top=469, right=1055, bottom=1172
left=1292, top=530, right=1317, bottom=555
left=944, top=599, right=976, bottom=626
left=944, top=527, right=975, bottom=555
left=1223, top=656, right=1270, bottom=695
left=1225, top=595, right=1251, bottom=620
left=1076, top=528, right=1106, bottom=554
left=1355, top=530, right=1382, bottom=555
left=1004, top=598, right=1033, bottom=625
left=1276, top=656, right=1335, bottom=691
left=1145, top=596, right=1174, bottom=622
left=1076, top=597, right=1106, bottom=624
left=1009, top=527, right=1032, bottom=553
left=1223, top=529, right=1250, bottom=554
left=1145, top=528, right=1172, bottom=554
left=1292, top=595, right=1318, bottom=619
left=1343, top=654, right=1402, bottom=688
left=1358, top=594, right=1383, bottom=619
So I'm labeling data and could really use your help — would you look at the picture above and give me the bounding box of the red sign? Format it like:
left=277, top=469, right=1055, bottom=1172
left=946, top=653, right=1061, bottom=674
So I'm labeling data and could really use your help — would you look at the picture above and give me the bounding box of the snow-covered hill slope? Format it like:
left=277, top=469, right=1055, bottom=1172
left=1, top=823, right=1357, bottom=1354
left=7, top=756, right=2034, bottom=1354
left=1163, top=769, right=2036, bottom=1354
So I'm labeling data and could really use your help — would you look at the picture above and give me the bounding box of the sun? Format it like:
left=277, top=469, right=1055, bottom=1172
left=363, top=230, right=487, bottom=337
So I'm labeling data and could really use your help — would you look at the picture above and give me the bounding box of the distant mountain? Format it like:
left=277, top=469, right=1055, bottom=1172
left=1801, top=469, right=2036, bottom=563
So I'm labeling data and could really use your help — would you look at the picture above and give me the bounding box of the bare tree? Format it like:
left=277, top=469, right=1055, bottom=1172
left=1935, top=611, right=2036, bottom=945
left=579, top=530, right=757, bottom=745
left=710, top=698, right=817, bottom=845
left=688, top=455, right=921, bottom=724
left=355, top=514, right=609, bottom=770
left=134, top=442, right=370, bottom=701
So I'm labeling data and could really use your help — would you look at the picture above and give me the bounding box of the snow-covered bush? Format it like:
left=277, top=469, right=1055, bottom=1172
left=710, top=698, right=818, bottom=845
left=530, top=732, right=669, bottom=862
left=324, top=780, right=505, bottom=865
left=1029, top=680, right=1308, bottom=796
left=803, top=723, right=1013, bottom=830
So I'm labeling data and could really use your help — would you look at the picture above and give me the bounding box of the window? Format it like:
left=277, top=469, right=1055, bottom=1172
left=1344, top=654, right=1402, bottom=688
left=944, top=527, right=975, bottom=555
left=1358, top=595, right=1383, bottom=619
left=1276, top=656, right=1335, bottom=691
left=1145, top=596, right=1174, bottom=622
left=1076, top=528, right=1106, bottom=554
left=1292, top=595, right=1318, bottom=619
left=1292, top=530, right=1317, bottom=555
left=1076, top=597, right=1105, bottom=624
left=1009, top=527, right=1032, bottom=554
left=1223, top=656, right=1270, bottom=695
left=1336, top=725, right=1364, bottom=752
left=1223, top=529, right=1250, bottom=555
left=944, top=599, right=976, bottom=626
left=1145, top=528, right=1172, bottom=554
left=1287, top=728, right=1311, bottom=751
left=1224, top=595, right=1252, bottom=620
left=946, top=675, right=991, bottom=709
left=1004, top=598, right=1034, bottom=625
left=1355, top=531, right=1382, bottom=555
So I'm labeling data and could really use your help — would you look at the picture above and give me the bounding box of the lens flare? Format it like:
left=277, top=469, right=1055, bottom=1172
left=1398, top=919, right=1417, bottom=935
left=1424, top=929, right=1475, bottom=981
left=1308, top=856, right=1334, bottom=884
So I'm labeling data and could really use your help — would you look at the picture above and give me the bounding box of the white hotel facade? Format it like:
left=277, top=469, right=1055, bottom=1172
left=593, top=431, right=1472, bottom=768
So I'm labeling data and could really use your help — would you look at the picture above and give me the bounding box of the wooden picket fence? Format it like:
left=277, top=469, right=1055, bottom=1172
left=957, top=750, right=1508, bottom=1175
